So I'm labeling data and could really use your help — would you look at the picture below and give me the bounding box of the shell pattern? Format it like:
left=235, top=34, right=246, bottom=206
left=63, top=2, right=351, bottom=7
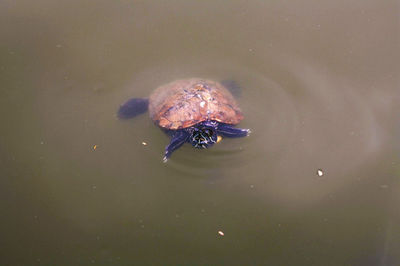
left=149, top=78, right=244, bottom=130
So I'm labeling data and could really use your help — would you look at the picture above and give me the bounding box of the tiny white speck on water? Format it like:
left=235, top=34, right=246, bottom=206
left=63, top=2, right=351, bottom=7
left=317, top=169, right=324, bottom=177
left=142, top=141, right=147, bottom=146
left=250, top=185, right=254, bottom=189
left=218, top=231, right=224, bottom=236
left=200, top=101, right=205, bottom=108
left=92, top=186, right=97, bottom=189
left=40, top=141, right=44, bottom=145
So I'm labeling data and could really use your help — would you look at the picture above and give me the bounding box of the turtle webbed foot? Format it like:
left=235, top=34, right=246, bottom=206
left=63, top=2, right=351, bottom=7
left=163, top=130, right=189, bottom=162
left=216, top=124, right=250, bottom=138
left=118, top=98, right=149, bottom=119
left=220, top=80, right=242, bottom=98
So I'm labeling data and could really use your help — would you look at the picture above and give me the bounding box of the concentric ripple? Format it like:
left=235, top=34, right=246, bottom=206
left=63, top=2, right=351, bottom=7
left=117, top=55, right=387, bottom=186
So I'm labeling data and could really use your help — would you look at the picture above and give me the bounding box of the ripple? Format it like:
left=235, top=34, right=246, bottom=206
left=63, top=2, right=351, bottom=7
left=223, top=56, right=387, bottom=203
left=112, top=55, right=387, bottom=188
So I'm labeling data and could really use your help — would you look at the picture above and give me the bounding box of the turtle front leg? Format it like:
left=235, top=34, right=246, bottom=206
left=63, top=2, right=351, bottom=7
left=216, top=123, right=251, bottom=138
left=163, top=130, right=190, bottom=163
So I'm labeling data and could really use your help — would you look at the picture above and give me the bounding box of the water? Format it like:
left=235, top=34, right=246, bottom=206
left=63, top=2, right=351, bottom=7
left=1, top=0, right=399, bottom=265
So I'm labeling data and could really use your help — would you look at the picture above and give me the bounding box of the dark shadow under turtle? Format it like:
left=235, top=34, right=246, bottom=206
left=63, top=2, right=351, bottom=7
left=118, top=78, right=250, bottom=162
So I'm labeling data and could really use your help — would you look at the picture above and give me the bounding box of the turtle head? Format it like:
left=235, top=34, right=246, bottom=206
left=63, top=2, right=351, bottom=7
left=189, top=121, right=218, bottom=149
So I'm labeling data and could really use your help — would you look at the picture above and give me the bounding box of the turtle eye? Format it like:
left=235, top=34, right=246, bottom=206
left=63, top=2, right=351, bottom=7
left=202, top=128, right=213, bottom=137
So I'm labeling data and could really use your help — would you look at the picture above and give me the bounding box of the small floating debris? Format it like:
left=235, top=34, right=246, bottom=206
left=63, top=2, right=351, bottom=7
left=218, top=230, right=224, bottom=236
left=217, top=136, right=223, bottom=143
left=141, top=141, right=148, bottom=146
left=317, top=169, right=324, bottom=177
left=92, top=145, right=98, bottom=150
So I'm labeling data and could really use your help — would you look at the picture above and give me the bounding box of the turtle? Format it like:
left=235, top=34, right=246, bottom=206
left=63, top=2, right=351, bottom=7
left=117, top=78, right=250, bottom=162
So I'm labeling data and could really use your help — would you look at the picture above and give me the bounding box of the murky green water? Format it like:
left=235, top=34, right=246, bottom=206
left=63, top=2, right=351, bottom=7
left=1, top=0, right=399, bottom=265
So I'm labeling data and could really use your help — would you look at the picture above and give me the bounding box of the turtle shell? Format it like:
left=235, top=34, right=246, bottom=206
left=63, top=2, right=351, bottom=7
left=149, top=78, right=244, bottom=130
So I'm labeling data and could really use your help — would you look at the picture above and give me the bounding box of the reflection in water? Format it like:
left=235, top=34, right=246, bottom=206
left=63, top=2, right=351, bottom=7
left=0, top=0, right=399, bottom=265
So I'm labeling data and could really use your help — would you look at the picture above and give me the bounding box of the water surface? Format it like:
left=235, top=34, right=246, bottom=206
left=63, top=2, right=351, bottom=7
left=1, top=0, right=399, bottom=265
